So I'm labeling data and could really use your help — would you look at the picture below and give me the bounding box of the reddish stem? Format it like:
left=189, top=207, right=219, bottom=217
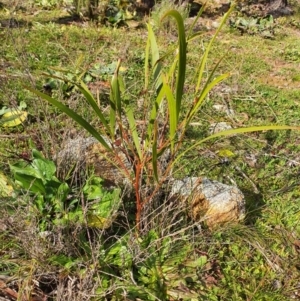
left=135, top=162, right=142, bottom=231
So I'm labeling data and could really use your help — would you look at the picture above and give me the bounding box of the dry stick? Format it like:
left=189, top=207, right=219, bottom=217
left=0, top=135, right=30, bottom=138
left=0, top=280, right=18, bottom=300
left=234, top=165, right=260, bottom=194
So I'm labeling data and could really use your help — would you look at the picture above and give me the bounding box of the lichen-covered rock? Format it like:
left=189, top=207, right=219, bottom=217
left=55, top=137, right=133, bottom=187
left=85, top=141, right=132, bottom=187
left=55, top=134, right=171, bottom=188
left=170, top=177, right=245, bottom=228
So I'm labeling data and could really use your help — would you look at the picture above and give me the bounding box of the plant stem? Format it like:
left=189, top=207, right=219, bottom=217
left=135, top=161, right=142, bottom=231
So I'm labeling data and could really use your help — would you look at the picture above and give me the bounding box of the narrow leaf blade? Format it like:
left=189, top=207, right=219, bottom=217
left=162, top=10, right=187, bottom=120
left=152, top=121, right=159, bottom=182
left=163, top=78, right=177, bottom=153
left=76, top=81, right=111, bottom=134
left=25, top=86, right=112, bottom=150
left=175, top=125, right=300, bottom=166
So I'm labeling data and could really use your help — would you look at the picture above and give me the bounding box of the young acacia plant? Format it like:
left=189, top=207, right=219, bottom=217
left=26, top=5, right=300, bottom=231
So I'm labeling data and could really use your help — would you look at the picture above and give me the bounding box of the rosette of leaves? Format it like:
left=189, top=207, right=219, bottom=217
left=105, top=0, right=136, bottom=25
left=10, top=150, right=122, bottom=230
left=10, top=149, right=69, bottom=230
left=229, top=15, right=276, bottom=38
left=83, top=176, right=122, bottom=229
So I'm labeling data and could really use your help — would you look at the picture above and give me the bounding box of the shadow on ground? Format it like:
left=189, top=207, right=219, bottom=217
left=242, top=188, right=265, bottom=225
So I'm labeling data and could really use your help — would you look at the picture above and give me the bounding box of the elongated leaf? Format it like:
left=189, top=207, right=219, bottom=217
left=110, top=60, right=123, bottom=139
left=41, top=71, right=111, bottom=135
left=56, top=182, right=69, bottom=203
left=187, top=31, right=206, bottom=43
left=174, top=125, right=300, bottom=166
left=12, top=172, right=46, bottom=194
left=145, top=26, right=151, bottom=90
left=10, top=163, right=44, bottom=181
left=41, top=71, right=71, bottom=82
left=195, top=4, right=235, bottom=94
left=114, top=60, right=123, bottom=116
left=109, top=69, right=120, bottom=140
left=186, top=72, right=230, bottom=125
left=186, top=2, right=206, bottom=39
left=163, top=77, right=177, bottom=153
left=51, top=182, right=69, bottom=213
left=76, top=81, right=110, bottom=134
left=109, top=86, right=117, bottom=141
left=125, top=105, right=142, bottom=159
left=32, top=158, right=56, bottom=182
left=147, top=23, right=162, bottom=92
left=162, top=10, right=187, bottom=120
left=32, top=149, right=45, bottom=160
left=25, top=86, right=112, bottom=151
left=167, top=53, right=179, bottom=84
left=152, top=121, right=159, bottom=182
left=74, top=52, right=85, bottom=70
left=196, top=54, right=229, bottom=103
left=145, top=86, right=165, bottom=151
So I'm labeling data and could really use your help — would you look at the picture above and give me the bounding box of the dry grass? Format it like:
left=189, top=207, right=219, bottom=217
left=1, top=0, right=300, bottom=300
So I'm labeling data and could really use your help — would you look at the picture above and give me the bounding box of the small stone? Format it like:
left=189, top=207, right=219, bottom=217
left=0, top=220, right=7, bottom=231
left=209, top=122, right=232, bottom=134
left=272, top=279, right=282, bottom=290
left=39, top=231, right=52, bottom=239
left=212, top=104, right=235, bottom=117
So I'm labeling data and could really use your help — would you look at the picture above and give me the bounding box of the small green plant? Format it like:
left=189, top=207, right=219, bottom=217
left=10, top=149, right=69, bottom=230
left=83, top=175, right=121, bottom=229
left=105, top=0, right=136, bottom=25
left=26, top=5, right=300, bottom=232
left=42, top=60, right=125, bottom=97
left=229, top=15, right=277, bottom=38
left=91, top=229, right=208, bottom=300
left=283, top=46, right=300, bottom=62
left=10, top=149, right=121, bottom=230
left=70, top=0, right=135, bottom=24
left=32, top=0, right=65, bottom=8
left=0, top=172, right=14, bottom=198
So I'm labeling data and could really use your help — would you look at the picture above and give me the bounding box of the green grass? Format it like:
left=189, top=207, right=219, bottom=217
left=1, top=1, right=300, bottom=300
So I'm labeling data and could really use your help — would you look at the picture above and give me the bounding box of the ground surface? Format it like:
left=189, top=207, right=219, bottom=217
left=1, top=1, right=300, bottom=300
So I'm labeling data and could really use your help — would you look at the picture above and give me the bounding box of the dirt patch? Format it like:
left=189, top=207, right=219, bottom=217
left=259, top=55, right=300, bottom=88
left=259, top=72, right=300, bottom=88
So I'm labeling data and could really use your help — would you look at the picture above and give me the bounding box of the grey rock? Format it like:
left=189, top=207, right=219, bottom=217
left=170, top=177, right=245, bottom=228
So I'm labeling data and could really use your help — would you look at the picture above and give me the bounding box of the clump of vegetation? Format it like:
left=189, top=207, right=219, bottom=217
left=1, top=0, right=300, bottom=300
left=69, top=0, right=137, bottom=24
left=229, top=15, right=277, bottom=38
